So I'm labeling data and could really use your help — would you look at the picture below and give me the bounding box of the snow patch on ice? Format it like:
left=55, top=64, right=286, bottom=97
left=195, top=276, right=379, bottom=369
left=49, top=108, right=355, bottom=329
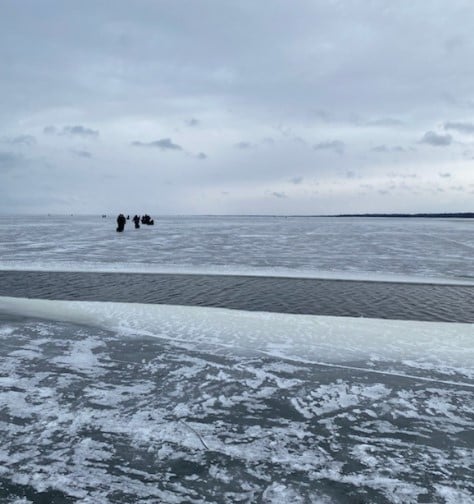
left=291, top=381, right=391, bottom=419
left=51, top=337, right=105, bottom=372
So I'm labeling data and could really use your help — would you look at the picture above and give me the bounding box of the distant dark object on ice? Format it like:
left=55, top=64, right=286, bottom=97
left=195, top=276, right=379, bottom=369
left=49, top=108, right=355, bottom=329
left=116, top=213, right=126, bottom=232
left=141, top=214, right=154, bottom=225
left=133, top=215, right=140, bottom=229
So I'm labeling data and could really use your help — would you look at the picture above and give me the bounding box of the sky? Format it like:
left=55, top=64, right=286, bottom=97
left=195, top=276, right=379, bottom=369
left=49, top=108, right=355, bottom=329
left=1, top=0, right=474, bottom=215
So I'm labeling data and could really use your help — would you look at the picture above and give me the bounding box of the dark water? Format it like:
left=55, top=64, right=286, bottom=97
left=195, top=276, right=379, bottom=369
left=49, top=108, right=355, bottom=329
left=0, top=270, right=473, bottom=322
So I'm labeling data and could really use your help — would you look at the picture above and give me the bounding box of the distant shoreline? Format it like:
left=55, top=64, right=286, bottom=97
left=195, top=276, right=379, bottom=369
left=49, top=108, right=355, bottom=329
left=333, top=212, right=474, bottom=218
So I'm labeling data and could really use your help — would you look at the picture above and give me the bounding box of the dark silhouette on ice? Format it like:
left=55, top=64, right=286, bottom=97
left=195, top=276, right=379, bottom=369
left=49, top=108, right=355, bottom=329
left=141, top=214, right=154, bottom=225
left=116, top=214, right=126, bottom=232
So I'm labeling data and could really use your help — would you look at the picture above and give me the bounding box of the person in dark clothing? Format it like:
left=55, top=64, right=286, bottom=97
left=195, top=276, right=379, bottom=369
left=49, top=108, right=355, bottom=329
left=141, top=214, right=153, bottom=225
left=116, top=213, right=126, bottom=232
left=133, top=215, right=140, bottom=229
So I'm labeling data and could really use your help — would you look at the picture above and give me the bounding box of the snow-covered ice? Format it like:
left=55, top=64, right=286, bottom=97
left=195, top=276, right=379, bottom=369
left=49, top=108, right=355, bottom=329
left=0, top=215, right=473, bottom=284
left=0, top=303, right=472, bottom=503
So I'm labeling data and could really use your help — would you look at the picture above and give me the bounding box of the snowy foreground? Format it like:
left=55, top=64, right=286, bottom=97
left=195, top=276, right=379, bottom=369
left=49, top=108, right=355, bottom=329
left=0, top=297, right=473, bottom=503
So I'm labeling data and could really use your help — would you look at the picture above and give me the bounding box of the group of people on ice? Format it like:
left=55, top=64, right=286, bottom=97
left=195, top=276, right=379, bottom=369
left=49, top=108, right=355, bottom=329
left=116, top=214, right=154, bottom=232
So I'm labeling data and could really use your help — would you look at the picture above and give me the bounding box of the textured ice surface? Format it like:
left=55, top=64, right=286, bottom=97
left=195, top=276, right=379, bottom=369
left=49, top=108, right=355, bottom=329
left=0, top=215, right=473, bottom=284
left=0, top=297, right=473, bottom=374
left=1, top=214, right=473, bottom=502
left=0, top=306, right=472, bottom=503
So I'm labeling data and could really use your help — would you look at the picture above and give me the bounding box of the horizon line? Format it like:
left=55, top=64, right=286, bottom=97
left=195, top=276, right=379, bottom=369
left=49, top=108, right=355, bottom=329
left=0, top=212, right=473, bottom=218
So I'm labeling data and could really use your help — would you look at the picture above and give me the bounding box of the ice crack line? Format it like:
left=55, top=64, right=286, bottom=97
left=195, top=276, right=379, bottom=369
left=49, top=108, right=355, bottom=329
left=257, top=351, right=474, bottom=389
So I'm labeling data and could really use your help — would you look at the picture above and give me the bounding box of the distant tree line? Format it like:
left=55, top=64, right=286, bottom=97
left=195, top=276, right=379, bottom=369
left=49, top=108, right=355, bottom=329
left=335, top=213, right=474, bottom=218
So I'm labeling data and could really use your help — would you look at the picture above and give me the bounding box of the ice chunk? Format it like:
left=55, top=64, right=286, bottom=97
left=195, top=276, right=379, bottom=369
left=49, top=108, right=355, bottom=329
left=0, top=297, right=472, bottom=371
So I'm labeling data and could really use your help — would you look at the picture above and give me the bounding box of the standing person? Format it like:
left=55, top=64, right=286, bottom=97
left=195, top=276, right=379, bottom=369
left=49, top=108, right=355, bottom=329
left=116, top=213, right=126, bottom=232
left=133, top=215, right=140, bottom=229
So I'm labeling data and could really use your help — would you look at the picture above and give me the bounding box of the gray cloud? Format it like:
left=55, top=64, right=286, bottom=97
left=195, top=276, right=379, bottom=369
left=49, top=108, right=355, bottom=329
left=2, top=2, right=474, bottom=214
left=365, top=118, right=404, bottom=127
left=439, top=172, right=451, bottom=178
left=131, top=138, right=182, bottom=150
left=0, top=151, right=21, bottom=168
left=310, top=109, right=333, bottom=123
left=0, top=151, right=27, bottom=176
left=387, top=172, right=417, bottom=179
left=62, top=125, right=99, bottom=137
left=420, top=131, right=452, bottom=146
left=290, top=176, right=303, bottom=184
left=235, top=141, right=253, bottom=150
left=44, top=125, right=99, bottom=137
left=271, top=191, right=287, bottom=198
left=1, top=135, right=36, bottom=146
left=313, top=140, right=345, bottom=154
left=372, top=145, right=407, bottom=153
left=293, top=136, right=307, bottom=146
left=72, top=149, right=93, bottom=159
left=444, top=121, right=474, bottom=134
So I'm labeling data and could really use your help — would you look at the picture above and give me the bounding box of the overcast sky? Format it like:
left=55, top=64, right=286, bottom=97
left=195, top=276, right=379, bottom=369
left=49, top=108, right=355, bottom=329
left=1, top=0, right=474, bottom=215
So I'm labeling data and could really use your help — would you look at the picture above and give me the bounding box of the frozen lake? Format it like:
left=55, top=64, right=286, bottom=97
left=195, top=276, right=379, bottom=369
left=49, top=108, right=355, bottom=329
left=0, top=214, right=473, bottom=284
left=0, top=215, right=473, bottom=503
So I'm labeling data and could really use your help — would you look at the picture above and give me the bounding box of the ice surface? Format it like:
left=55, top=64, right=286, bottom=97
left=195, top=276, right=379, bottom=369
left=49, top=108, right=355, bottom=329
left=0, top=312, right=472, bottom=503
left=0, top=296, right=472, bottom=376
left=0, top=215, right=473, bottom=284
left=1, top=214, right=473, bottom=502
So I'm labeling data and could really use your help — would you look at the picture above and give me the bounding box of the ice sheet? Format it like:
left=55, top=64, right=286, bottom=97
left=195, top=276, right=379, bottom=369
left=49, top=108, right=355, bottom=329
left=1, top=303, right=473, bottom=502
left=0, top=312, right=473, bottom=502
left=1, top=215, right=473, bottom=285
left=0, top=296, right=472, bottom=373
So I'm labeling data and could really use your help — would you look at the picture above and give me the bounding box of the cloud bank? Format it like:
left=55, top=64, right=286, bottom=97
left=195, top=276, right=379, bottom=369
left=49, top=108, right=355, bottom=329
left=1, top=1, right=474, bottom=214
